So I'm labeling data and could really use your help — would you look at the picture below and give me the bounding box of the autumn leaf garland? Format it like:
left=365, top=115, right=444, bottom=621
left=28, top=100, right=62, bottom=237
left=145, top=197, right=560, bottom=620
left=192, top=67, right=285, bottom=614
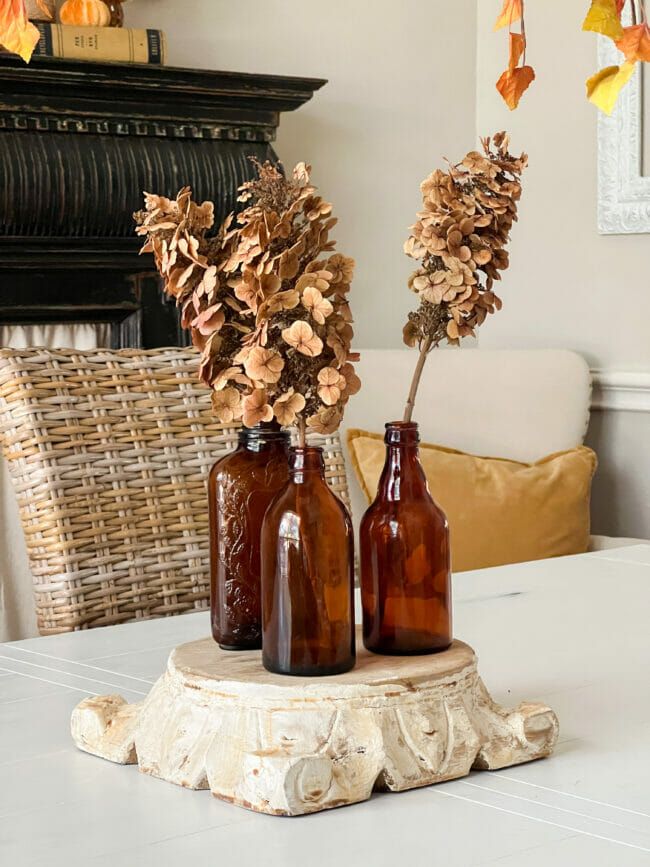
left=585, top=0, right=650, bottom=113
left=494, top=1, right=535, bottom=110
left=496, top=31, right=536, bottom=110
left=494, top=0, right=650, bottom=114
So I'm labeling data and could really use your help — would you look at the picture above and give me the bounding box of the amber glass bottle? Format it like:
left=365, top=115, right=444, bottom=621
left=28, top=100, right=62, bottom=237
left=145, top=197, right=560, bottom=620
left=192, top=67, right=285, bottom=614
left=261, top=446, right=355, bottom=676
left=208, top=422, right=289, bottom=651
left=360, top=422, right=452, bottom=655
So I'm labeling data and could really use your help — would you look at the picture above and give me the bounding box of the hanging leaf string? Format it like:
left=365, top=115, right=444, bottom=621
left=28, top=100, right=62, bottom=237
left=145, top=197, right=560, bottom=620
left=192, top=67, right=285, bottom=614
left=493, top=0, right=649, bottom=114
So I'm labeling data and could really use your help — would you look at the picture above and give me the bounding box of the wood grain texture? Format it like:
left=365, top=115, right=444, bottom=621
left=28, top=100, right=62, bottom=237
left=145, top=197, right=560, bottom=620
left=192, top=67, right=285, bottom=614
left=71, top=630, right=559, bottom=816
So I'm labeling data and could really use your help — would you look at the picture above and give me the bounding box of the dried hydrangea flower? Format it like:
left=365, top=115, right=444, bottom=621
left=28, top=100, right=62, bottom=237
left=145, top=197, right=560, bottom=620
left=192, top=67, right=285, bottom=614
left=135, top=159, right=360, bottom=443
left=402, top=132, right=526, bottom=422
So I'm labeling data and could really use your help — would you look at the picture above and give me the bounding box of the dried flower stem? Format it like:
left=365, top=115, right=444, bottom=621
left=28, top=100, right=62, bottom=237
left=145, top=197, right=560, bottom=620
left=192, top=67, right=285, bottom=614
left=297, top=415, right=307, bottom=449
left=403, top=335, right=433, bottom=423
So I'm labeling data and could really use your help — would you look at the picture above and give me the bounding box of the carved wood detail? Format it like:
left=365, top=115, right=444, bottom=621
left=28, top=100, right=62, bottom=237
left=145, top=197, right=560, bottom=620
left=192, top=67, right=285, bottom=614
left=71, top=632, right=559, bottom=816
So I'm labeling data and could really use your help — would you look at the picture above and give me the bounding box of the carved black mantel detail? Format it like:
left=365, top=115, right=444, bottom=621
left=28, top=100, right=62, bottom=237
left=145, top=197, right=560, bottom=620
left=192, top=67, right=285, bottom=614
left=0, top=56, right=326, bottom=347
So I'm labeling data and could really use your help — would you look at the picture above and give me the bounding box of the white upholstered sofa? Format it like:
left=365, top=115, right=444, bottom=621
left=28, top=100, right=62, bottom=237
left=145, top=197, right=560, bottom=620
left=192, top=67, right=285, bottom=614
left=0, top=347, right=644, bottom=642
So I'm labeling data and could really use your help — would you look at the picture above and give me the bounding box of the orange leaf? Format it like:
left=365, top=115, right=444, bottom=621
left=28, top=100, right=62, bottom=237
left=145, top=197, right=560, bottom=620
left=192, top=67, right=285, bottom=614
left=36, top=0, right=52, bottom=16
left=616, top=24, right=650, bottom=62
left=0, top=0, right=39, bottom=62
left=494, top=0, right=522, bottom=32
left=508, top=31, right=526, bottom=72
left=496, top=65, right=535, bottom=110
left=586, top=61, right=635, bottom=113
left=582, top=0, right=624, bottom=41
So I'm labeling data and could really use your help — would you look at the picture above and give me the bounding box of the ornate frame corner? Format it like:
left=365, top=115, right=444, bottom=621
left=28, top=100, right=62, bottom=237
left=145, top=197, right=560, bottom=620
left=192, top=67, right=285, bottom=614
left=598, top=26, right=650, bottom=234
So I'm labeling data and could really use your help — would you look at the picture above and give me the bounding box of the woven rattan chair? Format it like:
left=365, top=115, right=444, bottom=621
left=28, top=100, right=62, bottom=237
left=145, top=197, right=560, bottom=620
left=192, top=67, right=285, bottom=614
left=0, top=347, right=351, bottom=635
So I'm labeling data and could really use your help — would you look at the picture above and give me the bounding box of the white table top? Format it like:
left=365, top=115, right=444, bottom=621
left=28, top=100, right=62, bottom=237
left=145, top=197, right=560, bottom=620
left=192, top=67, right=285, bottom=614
left=2, top=546, right=649, bottom=866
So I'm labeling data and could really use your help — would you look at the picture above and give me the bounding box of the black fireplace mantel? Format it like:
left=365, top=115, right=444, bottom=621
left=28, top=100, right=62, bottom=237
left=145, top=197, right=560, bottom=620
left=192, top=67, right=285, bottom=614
left=0, top=56, right=326, bottom=347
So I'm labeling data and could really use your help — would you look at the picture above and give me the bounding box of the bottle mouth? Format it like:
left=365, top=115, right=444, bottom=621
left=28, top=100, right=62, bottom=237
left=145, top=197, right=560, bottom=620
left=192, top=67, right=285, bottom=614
left=384, top=421, right=420, bottom=445
left=239, top=422, right=289, bottom=448
left=288, top=445, right=324, bottom=471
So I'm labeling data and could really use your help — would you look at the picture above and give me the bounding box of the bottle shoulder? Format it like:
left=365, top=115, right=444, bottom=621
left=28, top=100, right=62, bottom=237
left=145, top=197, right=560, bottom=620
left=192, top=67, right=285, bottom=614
left=361, top=493, right=448, bottom=528
left=209, top=452, right=289, bottom=498
left=264, top=480, right=352, bottom=525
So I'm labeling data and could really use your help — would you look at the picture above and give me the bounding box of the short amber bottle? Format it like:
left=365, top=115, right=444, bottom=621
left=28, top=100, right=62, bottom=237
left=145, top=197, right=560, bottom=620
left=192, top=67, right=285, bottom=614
left=360, top=421, right=452, bottom=655
left=208, top=422, right=289, bottom=651
left=261, top=446, right=356, bottom=676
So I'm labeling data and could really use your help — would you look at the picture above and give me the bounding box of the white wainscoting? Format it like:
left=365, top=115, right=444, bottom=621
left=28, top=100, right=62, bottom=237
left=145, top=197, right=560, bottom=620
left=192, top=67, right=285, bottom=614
left=590, top=369, right=650, bottom=413
left=586, top=368, right=650, bottom=540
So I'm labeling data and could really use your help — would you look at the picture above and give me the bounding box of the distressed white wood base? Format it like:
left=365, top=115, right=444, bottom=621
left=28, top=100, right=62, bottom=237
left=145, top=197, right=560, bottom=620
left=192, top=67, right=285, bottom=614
left=71, top=631, right=559, bottom=816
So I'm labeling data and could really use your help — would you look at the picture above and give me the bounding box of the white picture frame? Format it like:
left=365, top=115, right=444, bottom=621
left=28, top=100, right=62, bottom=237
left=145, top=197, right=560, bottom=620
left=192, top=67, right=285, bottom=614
left=598, top=19, right=650, bottom=234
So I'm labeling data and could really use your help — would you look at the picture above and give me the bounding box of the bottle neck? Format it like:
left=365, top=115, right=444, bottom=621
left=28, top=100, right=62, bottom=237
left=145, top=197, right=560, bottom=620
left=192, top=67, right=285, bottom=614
left=288, top=446, right=326, bottom=484
left=377, top=422, right=430, bottom=501
left=238, top=422, right=289, bottom=454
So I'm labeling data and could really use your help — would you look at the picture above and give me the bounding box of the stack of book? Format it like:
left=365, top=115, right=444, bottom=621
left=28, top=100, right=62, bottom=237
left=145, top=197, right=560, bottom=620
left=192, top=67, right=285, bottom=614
left=11, top=1, right=166, bottom=65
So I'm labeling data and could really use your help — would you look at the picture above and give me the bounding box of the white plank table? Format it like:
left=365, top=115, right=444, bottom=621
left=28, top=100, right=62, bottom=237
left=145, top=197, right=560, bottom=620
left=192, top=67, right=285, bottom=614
left=1, top=546, right=649, bottom=866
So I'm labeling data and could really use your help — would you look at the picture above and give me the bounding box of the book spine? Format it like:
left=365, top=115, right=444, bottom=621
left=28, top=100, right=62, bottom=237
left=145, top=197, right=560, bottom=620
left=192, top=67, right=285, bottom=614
left=33, top=24, right=167, bottom=65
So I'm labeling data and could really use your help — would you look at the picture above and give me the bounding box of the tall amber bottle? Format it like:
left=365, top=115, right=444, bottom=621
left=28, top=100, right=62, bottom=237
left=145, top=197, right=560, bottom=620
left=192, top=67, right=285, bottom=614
left=261, top=446, right=355, bottom=676
left=360, top=422, right=452, bottom=655
left=208, top=422, right=289, bottom=650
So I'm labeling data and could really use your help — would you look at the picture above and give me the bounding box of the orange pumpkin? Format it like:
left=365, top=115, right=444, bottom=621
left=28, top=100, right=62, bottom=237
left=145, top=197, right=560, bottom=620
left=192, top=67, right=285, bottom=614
left=59, top=0, right=112, bottom=27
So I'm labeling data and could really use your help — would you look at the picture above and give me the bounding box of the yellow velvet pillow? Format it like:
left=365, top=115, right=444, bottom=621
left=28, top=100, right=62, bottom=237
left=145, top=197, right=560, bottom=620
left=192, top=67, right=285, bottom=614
left=346, top=429, right=597, bottom=573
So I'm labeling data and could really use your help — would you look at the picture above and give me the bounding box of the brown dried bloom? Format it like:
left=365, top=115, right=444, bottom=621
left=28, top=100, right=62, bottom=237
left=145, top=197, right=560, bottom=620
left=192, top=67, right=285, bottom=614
left=403, top=132, right=526, bottom=350
left=281, top=320, right=324, bottom=357
left=134, top=187, right=251, bottom=390
left=273, top=389, right=306, bottom=426
left=211, top=387, right=242, bottom=424
left=242, top=389, right=274, bottom=427
left=244, top=347, right=284, bottom=383
left=135, top=159, right=360, bottom=438
left=401, top=132, right=526, bottom=422
left=301, top=286, right=333, bottom=324
left=317, top=366, right=345, bottom=406
left=306, top=405, right=342, bottom=436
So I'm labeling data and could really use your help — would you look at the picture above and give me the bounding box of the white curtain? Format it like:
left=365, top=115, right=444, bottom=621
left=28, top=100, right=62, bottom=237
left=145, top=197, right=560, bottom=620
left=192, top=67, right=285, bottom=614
left=0, top=324, right=110, bottom=642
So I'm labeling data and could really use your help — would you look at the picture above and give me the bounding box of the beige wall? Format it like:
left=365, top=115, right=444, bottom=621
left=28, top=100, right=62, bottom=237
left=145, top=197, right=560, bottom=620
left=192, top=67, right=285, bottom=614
left=127, top=0, right=477, bottom=350
left=476, top=1, right=649, bottom=539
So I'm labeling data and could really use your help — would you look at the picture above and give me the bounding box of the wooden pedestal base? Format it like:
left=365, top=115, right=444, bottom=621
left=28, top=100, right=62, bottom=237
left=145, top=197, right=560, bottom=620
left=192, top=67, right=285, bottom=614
left=71, top=630, right=559, bottom=816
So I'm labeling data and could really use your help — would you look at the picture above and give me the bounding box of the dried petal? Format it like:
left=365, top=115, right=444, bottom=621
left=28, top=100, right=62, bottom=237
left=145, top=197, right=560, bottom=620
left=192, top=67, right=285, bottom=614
left=273, top=389, right=306, bottom=426
left=302, top=286, right=334, bottom=324
left=281, top=320, right=324, bottom=357
left=242, top=389, right=274, bottom=427
left=244, top=347, right=284, bottom=384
